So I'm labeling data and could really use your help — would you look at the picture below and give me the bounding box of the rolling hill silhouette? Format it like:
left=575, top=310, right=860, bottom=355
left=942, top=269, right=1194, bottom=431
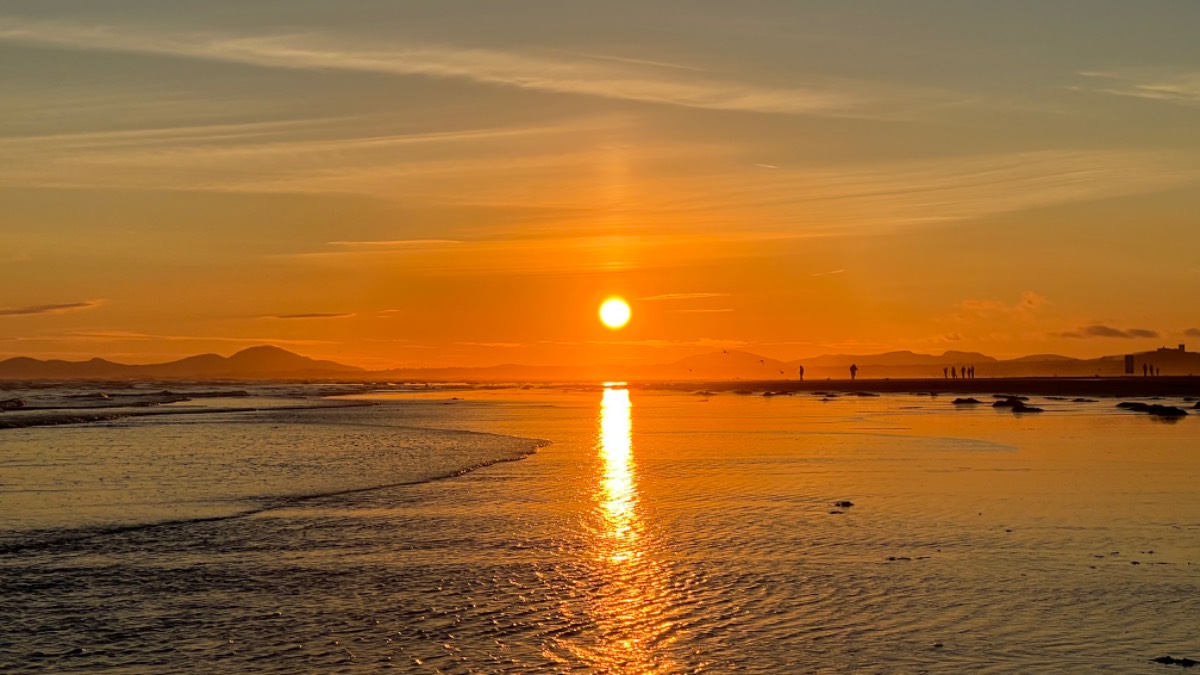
left=2, top=345, right=1198, bottom=381
left=0, top=345, right=363, bottom=379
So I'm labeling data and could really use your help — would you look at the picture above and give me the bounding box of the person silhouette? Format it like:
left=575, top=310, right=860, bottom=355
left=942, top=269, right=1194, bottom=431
left=969, top=365, right=975, bottom=379
left=951, top=366, right=957, bottom=379
left=798, top=365, right=805, bottom=381
left=849, top=363, right=858, bottom=381
left=943, top=366, right=948, bottom=379
left=1143, top=363, right=1148, bottom=377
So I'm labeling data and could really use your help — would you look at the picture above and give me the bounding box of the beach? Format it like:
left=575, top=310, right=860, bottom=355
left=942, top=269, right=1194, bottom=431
left=2, top=384, right=1199, bottom=672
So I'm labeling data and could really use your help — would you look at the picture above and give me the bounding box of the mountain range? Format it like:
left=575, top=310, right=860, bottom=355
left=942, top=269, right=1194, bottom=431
left=0, top=345, right=362, bottom=380
left=2, top=344, right=1198, bottom=381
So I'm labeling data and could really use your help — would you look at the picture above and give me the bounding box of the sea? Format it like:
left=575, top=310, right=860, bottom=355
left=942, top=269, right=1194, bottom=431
left=1, top=383, right=1198, bottom=673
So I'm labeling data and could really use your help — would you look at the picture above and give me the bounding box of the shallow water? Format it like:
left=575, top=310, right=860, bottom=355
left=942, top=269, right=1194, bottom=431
left=2, top=387, right=1198, bottom=672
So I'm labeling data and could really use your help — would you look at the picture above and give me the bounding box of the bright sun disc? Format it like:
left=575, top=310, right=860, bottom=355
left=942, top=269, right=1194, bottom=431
left=599, top=298, right=631, bottom=329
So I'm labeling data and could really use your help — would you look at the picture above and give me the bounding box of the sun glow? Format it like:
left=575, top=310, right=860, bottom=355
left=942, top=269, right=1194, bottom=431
left=599, top=298, right=631, bottom=329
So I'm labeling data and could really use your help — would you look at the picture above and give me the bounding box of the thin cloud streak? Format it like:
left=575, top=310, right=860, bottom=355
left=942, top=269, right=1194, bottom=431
left=1055, top=325, right=1160, bottom=340
left=0, top=301, right=101, bottom=317
left=541, top=338, right=746, bottom=348
left=640, top=292, right=731, bottom=301
left=1078, top=70, right=1200, bottom=107
left=327, top=240, right=464, bottom=249
left=269, top=313, right=356, bottom=320
left=0, top=17, right=934, bottom=117
left=22, top=331, right=333, bottom=345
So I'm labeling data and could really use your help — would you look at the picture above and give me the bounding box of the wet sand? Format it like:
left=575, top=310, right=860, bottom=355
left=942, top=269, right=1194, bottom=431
left=4, top=387, right=1199, bottom=672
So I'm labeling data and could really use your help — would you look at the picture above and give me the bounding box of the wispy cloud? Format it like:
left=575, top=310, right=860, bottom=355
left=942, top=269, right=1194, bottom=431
left=959, top=291, right=1048, bottom=320
left=0, top=301, right=101, bottom=317
left=640, top=292, right=730, bottom=301
left=268, top=312, right=356, bottom=320
left=1077, top=70, right=1200, bottom=107
left=455, top=341, right=522, bottom=348
left=809, top=269, right=845, bottom=277
left=328, top=240, right=463, bottom=249
left=1056, top=325, right=1159, bottom=339
left=22, top=331, right=333, bottom=345
left=1185, top=328, right=1200, bottom=338
left=674, top=308, right=734, bottom=313
left=541, top=338, right=746, bottom=348
left=0, top=17, right=922, bottom=117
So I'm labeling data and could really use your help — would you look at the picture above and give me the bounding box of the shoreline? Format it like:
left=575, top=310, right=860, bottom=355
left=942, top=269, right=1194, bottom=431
left=636, top=376, right=1200, bottom=399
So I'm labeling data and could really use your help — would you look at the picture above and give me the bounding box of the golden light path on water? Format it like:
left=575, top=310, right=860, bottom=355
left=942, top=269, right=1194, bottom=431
left=584, top=384, right=679, bottom=674
left=599, top=385, right=637, bottom=561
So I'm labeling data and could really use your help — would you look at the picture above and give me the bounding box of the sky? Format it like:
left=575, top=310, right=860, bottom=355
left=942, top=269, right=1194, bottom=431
left=3, top=1, right=1200, bottom=368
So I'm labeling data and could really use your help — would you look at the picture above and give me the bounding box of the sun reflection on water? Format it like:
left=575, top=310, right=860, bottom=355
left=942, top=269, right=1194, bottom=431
left=600, top=385, right=637, bottom=561
left=585, top=384, right=678, bottom=673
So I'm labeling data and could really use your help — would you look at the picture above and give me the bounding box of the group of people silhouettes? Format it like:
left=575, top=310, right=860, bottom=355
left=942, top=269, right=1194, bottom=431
left=944, top=366, right=976, bottom=379
left=1142, top=363, right=1161, bottom=377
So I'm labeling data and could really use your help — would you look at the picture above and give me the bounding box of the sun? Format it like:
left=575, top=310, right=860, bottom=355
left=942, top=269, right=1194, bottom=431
left=599, top=297, right=631, bottom=330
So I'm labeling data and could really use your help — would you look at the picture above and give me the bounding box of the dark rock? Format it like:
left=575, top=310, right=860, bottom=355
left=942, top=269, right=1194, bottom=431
left=828, top=510, right=844, bottom=515
left=0, top=398, right=25, bottom=411
left=1149, top=405, right=1189, bottom=417
left=1152, top=656, right=1199, bottom=667
left=1073, top=398, right=1098, bottom=403
left=952, top=397, right=982, bottom=405
left=833, top=500, right=854, bottom=508
left=993, top=394, right=1029, bottom=401
left=1193, top=402, right=1200, bottom=410
left=1120, top=402, right=1189, bottom=417
left=994, top=397, right=1040, bottom=411
left=852, top=391, right=880, bottom=397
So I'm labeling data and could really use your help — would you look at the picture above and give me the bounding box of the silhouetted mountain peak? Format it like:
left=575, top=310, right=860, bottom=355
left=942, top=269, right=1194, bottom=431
left=221, top=345, right=361, bottom=374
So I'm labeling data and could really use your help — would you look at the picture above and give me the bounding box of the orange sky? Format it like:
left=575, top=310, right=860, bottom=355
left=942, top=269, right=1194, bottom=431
left=2, top=2, right=1200, bottom=368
